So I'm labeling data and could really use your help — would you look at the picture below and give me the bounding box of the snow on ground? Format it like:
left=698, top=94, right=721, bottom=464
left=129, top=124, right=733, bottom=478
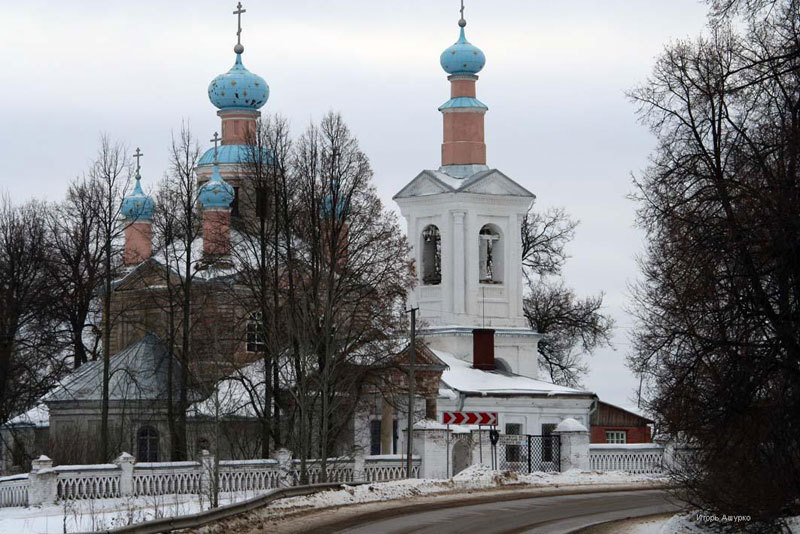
left=595, top=512, right=800, bottom=534
left=655, top=512, right=800, bottom=534
left=267, top=465, right=665, bottom=512
left=0, top=489, right=266, bottom=534
left=0, top=466, right=664, bottom=534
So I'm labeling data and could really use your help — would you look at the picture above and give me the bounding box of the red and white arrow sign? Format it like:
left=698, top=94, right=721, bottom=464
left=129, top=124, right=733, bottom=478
left=442, top=412, right=498, bottom=426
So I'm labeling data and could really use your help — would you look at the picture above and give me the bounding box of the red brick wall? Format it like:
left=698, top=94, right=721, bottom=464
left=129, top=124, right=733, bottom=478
left=590, top=425, right=652, bottom=443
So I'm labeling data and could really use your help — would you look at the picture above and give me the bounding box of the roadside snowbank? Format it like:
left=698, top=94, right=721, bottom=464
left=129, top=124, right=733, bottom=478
left=268, top=465, right=664, bottom=511
left=657, top=512, right=800, bottom=534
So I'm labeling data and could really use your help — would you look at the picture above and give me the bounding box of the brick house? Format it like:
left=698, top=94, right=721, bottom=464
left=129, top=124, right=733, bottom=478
left=590, top=401, right=653, bottom=444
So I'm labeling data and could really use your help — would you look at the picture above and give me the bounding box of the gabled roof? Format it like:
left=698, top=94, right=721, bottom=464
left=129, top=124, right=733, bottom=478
left=434, top=350, right=592, bottom=397
left=392, top=342, right=449, bottom=372
left=393, top=168, right=535, bottom=200
left=44, top=335, right=183, bottom=403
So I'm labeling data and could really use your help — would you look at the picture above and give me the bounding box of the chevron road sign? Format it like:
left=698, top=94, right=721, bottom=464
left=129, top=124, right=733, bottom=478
left=442, top=411, right=498, bottom=426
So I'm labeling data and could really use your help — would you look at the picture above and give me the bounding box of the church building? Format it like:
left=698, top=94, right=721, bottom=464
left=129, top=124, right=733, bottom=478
left=1, top=4, right=600, bottom=473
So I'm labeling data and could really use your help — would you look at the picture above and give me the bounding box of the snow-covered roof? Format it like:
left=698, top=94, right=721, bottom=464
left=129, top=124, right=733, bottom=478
left=189, top=359, right=268, bottom=419
left=434, top=350, right=592, bottom=397
left=4, top=404, right=49, bottom=428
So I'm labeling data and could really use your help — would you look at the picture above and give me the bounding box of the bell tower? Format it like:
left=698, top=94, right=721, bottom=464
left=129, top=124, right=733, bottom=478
left=393, top=4, right=541, bottom=378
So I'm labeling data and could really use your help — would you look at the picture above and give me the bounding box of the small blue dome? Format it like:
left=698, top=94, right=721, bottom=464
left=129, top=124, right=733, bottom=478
left=121, top=177, right=155, bottom=221
left=440, top=26, right=485, bottom=75
left=208, top=54, right=269, bottom=110
left=199, top=165, right=234, bottom=209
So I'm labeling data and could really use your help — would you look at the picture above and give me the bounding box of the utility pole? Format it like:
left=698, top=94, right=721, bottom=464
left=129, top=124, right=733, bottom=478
left=405, top=306, right=418, bottom=478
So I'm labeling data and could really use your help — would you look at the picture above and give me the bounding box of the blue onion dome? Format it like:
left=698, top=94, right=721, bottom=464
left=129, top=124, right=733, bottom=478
left=440, top=21, right=485, bottom=75
left=199, top=165, right=235, bottom=209
left=208, top=53, right=269, bottom=110
left=121, top=175, right=155, bottom=221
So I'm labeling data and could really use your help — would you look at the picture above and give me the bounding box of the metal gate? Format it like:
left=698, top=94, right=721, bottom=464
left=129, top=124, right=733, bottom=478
left=493, top=434, right=561, bottom=473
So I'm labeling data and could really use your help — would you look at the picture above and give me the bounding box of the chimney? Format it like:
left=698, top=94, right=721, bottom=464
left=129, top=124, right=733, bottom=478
left=472, top=328, right=495, bottom=370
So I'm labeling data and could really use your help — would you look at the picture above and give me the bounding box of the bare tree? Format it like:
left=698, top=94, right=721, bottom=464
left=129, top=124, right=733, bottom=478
left=90, top=134, right=130, bottom=461
left=520, top=208, right=613, bottom=385
left=151, top=122, right=204, bottom=461
left=290, top=112, right=413, bottom=481
left=46, top=177, right=105, bottom=369
left=628, top=0, right=800, bottom=527
left=524, top=280, right=613, bottom=387
left=229, top=114, right=293, bottom=458
left=0, top=196, right=64, bottom=427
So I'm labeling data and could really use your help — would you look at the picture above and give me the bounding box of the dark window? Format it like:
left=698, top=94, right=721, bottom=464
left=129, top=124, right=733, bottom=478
left=137, top=426, right=159, bottom=462
left=369, top=419, right=398, bottom=455
left=505, top=423, right=522, bottom=462
left=370, top=420, right=381, bottom=455
left=421, top=225, right=442, bottom=285
left=246, top=312, right=266, bottom=353
left=197, top=437, right=210, bottom=453
left=231, top=186, right=240, bottom=217
left=542, top=423, right=557, bottom=462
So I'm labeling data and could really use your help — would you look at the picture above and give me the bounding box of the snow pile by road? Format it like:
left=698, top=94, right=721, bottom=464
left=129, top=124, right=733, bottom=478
left=268, top=464, right=664, bottom=511
left=656, top=512, right=800, bottom=534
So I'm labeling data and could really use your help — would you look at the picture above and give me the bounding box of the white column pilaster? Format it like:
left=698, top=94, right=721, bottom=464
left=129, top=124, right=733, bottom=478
left=452, top=210, right=466, bottom=317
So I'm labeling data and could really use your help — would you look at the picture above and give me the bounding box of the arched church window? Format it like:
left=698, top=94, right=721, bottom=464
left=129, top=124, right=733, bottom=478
left=137, top=426, right=159, bottom=462
left=479, top=224, right=503, bottom=284
left=421, top=225, right=442, bottom=285
left=246, top=311, right=266, bottom=353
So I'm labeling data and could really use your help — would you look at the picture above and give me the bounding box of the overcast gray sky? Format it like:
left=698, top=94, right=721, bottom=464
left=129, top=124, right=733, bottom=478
left=0, top=0, right=711, bottom=413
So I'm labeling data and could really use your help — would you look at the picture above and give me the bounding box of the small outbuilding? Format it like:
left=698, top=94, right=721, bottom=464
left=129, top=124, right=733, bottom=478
left=590, top=401, right=653, bottom=444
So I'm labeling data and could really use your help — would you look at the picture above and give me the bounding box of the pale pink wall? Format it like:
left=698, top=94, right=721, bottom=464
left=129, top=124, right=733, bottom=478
left=450, top=79, right=476, bottom=98
left=124, top=222, right=152, bottom=266
left=441, top=111, right=486, bottom=165
left=203, top=209, right=231, bottom=257
left=218, top=110, right=259, bottom=145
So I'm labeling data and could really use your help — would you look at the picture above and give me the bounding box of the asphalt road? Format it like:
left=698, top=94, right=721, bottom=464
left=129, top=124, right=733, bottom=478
left=329, top=489, right=681, bottom=534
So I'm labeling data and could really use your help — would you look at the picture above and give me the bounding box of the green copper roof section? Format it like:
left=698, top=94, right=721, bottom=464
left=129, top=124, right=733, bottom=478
left=438, top=96, right=488, bottom=111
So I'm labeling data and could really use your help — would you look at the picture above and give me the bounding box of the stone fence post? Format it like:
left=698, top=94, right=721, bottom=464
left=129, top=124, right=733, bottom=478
left=200, top=449, right=215, bottom=495
left=410, top=421, right=451, bottom=479
left=114, top=452, right=136, bottom=497
left=273, top=448, right=294, bottom=488
left=28, top=455, right=57, bottom=506
left=553, top=418, right=590, bottom=471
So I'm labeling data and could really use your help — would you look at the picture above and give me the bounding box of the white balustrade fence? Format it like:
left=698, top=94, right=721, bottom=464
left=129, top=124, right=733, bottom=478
left=133, top=461, right=202, bottom=496
left=0, top=474, right=28, bottom=507
left=55, top=464, right=121, bottom=500
left=364, top=456, right=419, bottom=482
left=0, top=453, right=422, bottom=508
left=589, top=444, right=664, bottom=474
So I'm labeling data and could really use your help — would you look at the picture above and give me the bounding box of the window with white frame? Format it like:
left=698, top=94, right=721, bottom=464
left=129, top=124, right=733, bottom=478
left=246, top=311, right=266, bottom=353
left=605, top=430, right=627, bottom=444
